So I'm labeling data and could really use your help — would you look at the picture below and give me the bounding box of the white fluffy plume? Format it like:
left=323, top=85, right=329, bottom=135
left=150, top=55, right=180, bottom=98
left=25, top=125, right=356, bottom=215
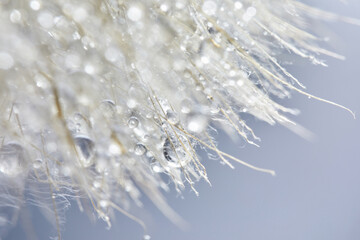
left=0, top=0, right=356, bottom=239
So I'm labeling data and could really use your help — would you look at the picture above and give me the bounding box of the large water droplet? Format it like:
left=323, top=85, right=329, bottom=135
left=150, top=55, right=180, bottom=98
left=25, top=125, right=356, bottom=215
left=163, top=137, right=191, bottom=168
left=74, top=135, right=95, bottom=167
left=0, top=143, right=27, bottom=177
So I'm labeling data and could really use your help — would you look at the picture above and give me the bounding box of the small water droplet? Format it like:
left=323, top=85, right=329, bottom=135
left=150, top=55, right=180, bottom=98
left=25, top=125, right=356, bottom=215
left=100, top=100, right=116, bottom=119
left=99, top=199, right=109, bottom=208
left=127, top=5, right=143, bottom=22
left=30, top=0, right=41, bottom=10
left=151, top=163, right=163, bottom=173
left=33, top=158, right=43, bottom=169
left=127, top=98, right=138, bottom=109
left=37, top=11, right=54, bottom=29
left=128, top=116, right=139, bottom=129
left=93, top=179, right=101, bottom=189
left=0, top=52, right=14, bottom=70
left=187, top=114, right=208, bottom=133
left=143, top=235, right=151, bottom=240
left=234, top=1, right=243, bottom=10
left=163, top=137, right=191, bottom=168
left=202, top=1, right=217, bottom=16
left=10, top=10, right=22, bottom=23
left=181, top=99, right=192, bottom=114
left=134, top=143, right=146, bottom=156
left=108, top=142, right=122, bottom=156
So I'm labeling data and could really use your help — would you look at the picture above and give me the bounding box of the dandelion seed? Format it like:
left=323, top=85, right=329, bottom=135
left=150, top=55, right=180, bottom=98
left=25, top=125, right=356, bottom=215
left=0, top=0, right=356, bottom=239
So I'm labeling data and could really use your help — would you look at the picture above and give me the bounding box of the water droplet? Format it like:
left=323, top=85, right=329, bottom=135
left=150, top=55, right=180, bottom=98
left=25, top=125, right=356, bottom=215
left=104, top=47, right=122, bottom=63
left=166, top=110, right=179, bottom=125
left=202, top=1, right=217, bottom=16
left=160, top=4, right=169, bottom=13
left=187, top=114, right=208, bottom=133
left=163, top=137, right=191, bottom=168
left=65, top=54, right=81, bottom=70
left=134, top=143, right=146, bottom=156
left=109, top=143, right=122, bottom=157
left=234, top=1, right=243, bottom=10
left=74, top=135, right=95, bottom=167
left=127, top=5, right=143, bottom=22
left=30, top=0, right=41, bottom=11
left=0, top=143, right=27, bottom=177
left=37, top=11, right=54, bottom=29
left=151, top=162, right=164, bottom=173
left=210, top=104, right=220, bottom=114
left=246, top=7, right=257, bottom=17
left=93, top=179, right=101, bottom=189
left=0, top=52, right=14, bottom=70
left=72, top=7, right=88, bottom=23
left=33, top=158, right=43, bottom=169
left=180, top=99, right=192, bottom=114
left=99, top=100, right=116, bottom=119
left=237, top=80, right=244, bottom=87
left=128, top=116, right=139, bottom=129
left=201, top=56, right=210, bottom=64
left=143, top=235, right=151, bottom=240
left=84, top=64, right=95, bottom=75
left=10, top=10, right=22, bottom=23
left=243, top=7, right=257, bottom=22
left=99, top=199, right=109, bottom=208
left=127, top=98, right=138, bottom=109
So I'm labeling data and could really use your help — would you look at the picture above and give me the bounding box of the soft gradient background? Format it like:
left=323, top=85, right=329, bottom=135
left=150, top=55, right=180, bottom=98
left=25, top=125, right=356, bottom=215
left=5, top=1, right=360, bottom=239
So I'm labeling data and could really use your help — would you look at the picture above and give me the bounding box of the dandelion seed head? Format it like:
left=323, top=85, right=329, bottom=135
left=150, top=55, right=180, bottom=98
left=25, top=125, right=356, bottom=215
left=0, top=0, right=355, bottom=238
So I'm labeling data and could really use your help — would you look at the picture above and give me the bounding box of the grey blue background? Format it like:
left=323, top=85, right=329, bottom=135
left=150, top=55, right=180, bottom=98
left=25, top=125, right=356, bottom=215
left=5, top=0, right=360, bottom=239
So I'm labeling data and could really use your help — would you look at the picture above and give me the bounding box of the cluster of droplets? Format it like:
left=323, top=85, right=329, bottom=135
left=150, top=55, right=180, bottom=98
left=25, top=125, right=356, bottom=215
left=0, top=0, right=356, bottom=238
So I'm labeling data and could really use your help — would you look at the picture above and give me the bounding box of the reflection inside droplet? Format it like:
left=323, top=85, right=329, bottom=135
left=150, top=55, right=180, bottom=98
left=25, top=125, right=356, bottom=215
left=74, top=135, right=95, bottom=167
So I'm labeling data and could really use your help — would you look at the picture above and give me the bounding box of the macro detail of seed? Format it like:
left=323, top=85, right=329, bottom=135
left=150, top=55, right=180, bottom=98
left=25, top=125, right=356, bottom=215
left=0, top=0, right=357, bottom=239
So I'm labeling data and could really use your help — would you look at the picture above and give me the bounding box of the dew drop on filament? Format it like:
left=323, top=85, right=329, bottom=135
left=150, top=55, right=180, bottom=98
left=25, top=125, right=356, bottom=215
left=134, top=143, right=146, bottom=156
left=0, top=143, right=27, bottom=177
left=74, top=135, right=95, bottom=167
left=163, top=137, right=190, bottom=168
left=166, top=110, right=179, bottom=125
left=33, top=158, right=43, bottom=169
left=128, top=116, right=139, bottom=129
left=187, top=114, right=208, bottom=133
